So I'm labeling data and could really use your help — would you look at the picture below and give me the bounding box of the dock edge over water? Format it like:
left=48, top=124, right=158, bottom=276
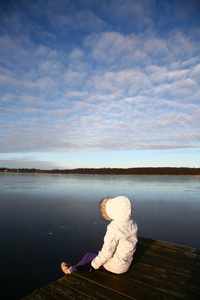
left=22, top=237, right=200, bottom=299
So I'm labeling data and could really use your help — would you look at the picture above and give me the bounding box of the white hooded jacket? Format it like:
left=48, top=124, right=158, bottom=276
left=91, top=196, right=138, bottom=274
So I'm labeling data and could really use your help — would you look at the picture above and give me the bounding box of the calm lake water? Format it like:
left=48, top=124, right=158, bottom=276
left=1, top=173, right=200, bottom=299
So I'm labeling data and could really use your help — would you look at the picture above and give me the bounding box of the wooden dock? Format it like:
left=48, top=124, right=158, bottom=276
left=22, top=237, right=200, bottom=299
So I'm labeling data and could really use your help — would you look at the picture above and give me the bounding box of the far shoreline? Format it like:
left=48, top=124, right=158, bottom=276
left=1, top=167, right=200, bottom=176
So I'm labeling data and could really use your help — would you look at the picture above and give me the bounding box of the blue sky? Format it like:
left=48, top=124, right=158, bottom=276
left=0, top=0, right=200, bottom=170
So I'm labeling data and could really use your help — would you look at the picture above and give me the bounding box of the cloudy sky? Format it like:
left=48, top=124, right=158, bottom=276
left=0, top=0, right=200, bottom=169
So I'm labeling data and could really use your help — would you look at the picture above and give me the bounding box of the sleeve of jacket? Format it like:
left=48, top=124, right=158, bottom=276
left=91, top=223, right=118, bottom=270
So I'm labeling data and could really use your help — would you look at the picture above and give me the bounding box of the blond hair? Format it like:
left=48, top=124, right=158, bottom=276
left=99, top=197, right=112, bottom=221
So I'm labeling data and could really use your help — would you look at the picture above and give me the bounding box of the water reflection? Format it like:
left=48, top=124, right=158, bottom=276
left=0, top=173, right=200, bottom=299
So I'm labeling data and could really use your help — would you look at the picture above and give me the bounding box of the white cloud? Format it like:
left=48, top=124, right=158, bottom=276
left=65, top=91, right=88, bottom=99
left=147, top=66, right=189, bottom=84
left=168, top=30, right=197, bottom=58
left=144, top=37, right=169, bottom=58
left=190, top=63, right=200, bottom=80
left=84, top=32, right=145, bottom=67
left=69, top=48, right=84, bottom=61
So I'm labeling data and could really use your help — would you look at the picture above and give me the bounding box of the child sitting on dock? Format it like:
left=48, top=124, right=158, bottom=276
left=61, top=195, right=138, bottom=275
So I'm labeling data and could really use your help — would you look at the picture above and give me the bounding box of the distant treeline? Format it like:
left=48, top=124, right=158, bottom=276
left=1, top=167, right=200, bottom=175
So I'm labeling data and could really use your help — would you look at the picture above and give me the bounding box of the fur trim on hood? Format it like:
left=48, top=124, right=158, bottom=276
left=99, top=197, right=112, bottom=221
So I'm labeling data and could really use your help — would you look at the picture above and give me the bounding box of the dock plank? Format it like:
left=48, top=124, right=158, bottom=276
left=58, top=274, right=129, bottom=300
left=72, top=270, right=164, bottom=299
left=22, top=237, right=200, bottom=300
left=22, top=289, right=55, bottom=300
left=41, top=281, right=92, bottom=300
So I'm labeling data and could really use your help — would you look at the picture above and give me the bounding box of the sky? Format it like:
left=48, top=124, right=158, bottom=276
left=0, top=0, right=200, bottom=170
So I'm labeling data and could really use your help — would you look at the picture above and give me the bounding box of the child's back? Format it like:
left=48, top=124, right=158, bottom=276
left=92, top=196, right=138, bottom=274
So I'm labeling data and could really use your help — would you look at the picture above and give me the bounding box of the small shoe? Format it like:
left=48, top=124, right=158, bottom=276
left=61, top=262, right=72, bottom=275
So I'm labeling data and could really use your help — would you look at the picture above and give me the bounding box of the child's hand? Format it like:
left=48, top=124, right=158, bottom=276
left=76, top=262, right=95, bottom=273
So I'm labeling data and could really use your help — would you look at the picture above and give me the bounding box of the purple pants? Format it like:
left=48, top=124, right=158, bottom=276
left=71, top=252, right=107, bottom=273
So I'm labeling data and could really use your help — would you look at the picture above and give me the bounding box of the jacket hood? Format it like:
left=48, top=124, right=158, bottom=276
left=106, top=196, right=132, bottom=222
